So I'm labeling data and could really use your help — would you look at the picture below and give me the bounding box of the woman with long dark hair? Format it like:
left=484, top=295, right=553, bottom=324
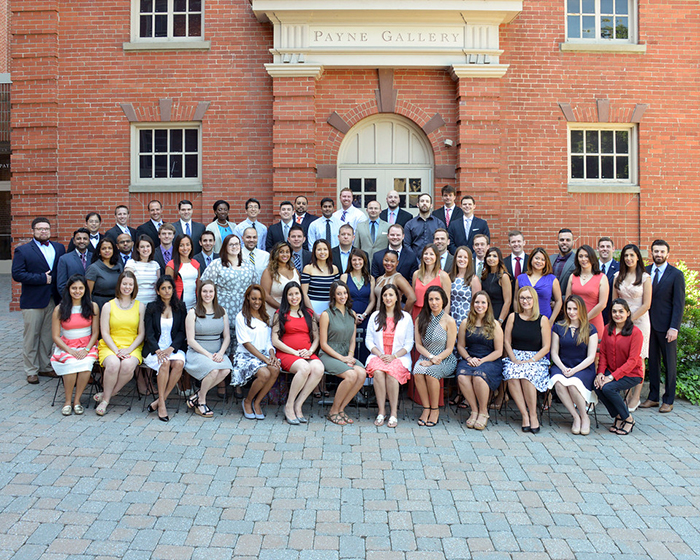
left=301, top=239, right=340, bottom=316
left=374, top=250, right=416, bottom=312
left=165, top=234, right=201, bottom=310
left=125, top=234, right=160, bottom=304
left=261, top=241, right=301, bottom=318
left=515, top=247, right=562, bottom=326
left=143, top=275, right=188, bottom=422
left=50, top=274, right=99, bottom=415
left=595, top=298, right=644, bottom=435
left=340, top=248, right=375, bottom=363
left=565, top=245, right=609, bottom=336
left=271, top=281, right=324, bottom=424
left=480, top=247, right=512, bottom=323
left=86, top=237, right=123, bottom=310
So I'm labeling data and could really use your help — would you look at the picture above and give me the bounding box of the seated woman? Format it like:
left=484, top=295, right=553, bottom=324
left=549, top=295, right=599, bottom=435
left=365, top=284, right=414, bottom=429
left=166, top=234, right=201, bottom=311
left=595, top=298, right=644, bottom=435
left=143, top=276, right=188, bottom=422
left=86, top=237, right=123, bottom=311
left=373, top=250, right=416, bottom=313
left=319, top=281, right=367, bottom=425
left=271, top=281, right=325, bottom=424
left=50, top=274, right=100, bottom=416
left=185, top=280, right=233, bottom=418
left=233, top=285, right=281, bottom=420
left=95, top=271, right=145, bottom=416
left=502, top=286, right=551, bottom=434
left=413, top=286, right=457, bottom=427
left=125, top=235, right=161, bottom=304
left=455, top=291, right=504, bottom=431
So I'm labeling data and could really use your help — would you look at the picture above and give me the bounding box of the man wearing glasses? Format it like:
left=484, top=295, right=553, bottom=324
left=12, top=217, right=66, bottom=384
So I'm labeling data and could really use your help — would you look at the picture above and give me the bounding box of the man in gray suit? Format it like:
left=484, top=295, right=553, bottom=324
left=551, top=228, right=576, bottom=295
left=433, top=228, right=453, bottom=272
left=355, top=200, right=389, bottom=263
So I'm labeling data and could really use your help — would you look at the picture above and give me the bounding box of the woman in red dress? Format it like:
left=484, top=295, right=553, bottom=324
left=565, top=245, right=609, bottom=337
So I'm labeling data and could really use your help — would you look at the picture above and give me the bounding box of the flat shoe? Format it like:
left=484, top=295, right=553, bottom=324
left=242, top=401, right=256, bottom=420
left=61, top=405, right=72, bottom=416
left=387, top=416, right=398, bottom=428
left=73, top=404, right=84, bottom=415
left=27, top=375, right=39, bottom=384
left=374, top=414, right=385, bottom=427
left=326, top=413, right=347, bottom=426
left=571, top=425, right=581, bottom=435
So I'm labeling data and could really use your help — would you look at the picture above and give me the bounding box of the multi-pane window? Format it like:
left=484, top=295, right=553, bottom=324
left=569, top=127, right=636, bottom=185
left=133, top=125, right=201, bottom=187
left=139, top=0, right=202, bottom=39
left=566, top=0, right=632, bottom=41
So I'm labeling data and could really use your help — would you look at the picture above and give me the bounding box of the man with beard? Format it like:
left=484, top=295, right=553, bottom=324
left=404, top=193, right=445, bottom=255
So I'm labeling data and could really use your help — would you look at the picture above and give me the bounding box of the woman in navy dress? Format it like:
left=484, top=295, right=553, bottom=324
left=340, top=248, right=375, bottom=363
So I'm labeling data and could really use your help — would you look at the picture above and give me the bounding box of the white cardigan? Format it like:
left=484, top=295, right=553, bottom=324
left=364, top=310, right=414, bottom=370
left=206, top=220, right=235, bottom=253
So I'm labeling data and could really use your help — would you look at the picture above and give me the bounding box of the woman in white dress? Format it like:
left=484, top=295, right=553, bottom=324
left=125, top=235, right=161, bottom=304
left=165, top=234, right=201, bottom=311
left=613, top=244, right=652, bottom=412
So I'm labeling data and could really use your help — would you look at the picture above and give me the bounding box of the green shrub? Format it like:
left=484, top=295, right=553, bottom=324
left=676, top=261, right=700, bottom=404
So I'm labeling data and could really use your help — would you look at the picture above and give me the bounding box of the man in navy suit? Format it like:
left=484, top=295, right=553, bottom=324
left=447, top=195, right=490, bottom=253
left=12, top=217, right=66, bottom=384
left=173, top=199, right=206, bottom=253
left=265, top=201, right=295, bottom=252
left=57, top=228, right=92, bottom=294
left=105, top=205, right=138, bottom=242
left=597, top=236, right=619, bottom=325
left=294, top=195, right=317, bottom=250
left=136, top=200, right=164, bottom=247
left=432, top=185, right=463, bottom=229
left=288, top=225, right=312, bottom=274
left=640, top=240, right=685, bottom=413
left=379, top=190, right=412, bottom=228
left=371, top=224, right=418, bottom=284
left=504, top=230, right=528, bottom=280
left=192, top=230, right=218, bottom=273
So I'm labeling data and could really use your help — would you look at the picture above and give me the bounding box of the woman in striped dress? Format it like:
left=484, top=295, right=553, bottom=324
left=301, top=239, right=340, bottom=316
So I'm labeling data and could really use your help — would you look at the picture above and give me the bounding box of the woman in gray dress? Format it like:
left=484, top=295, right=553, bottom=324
left=86, top=237, right=123, bottom=311
left=184, top=280, right=233, bottom=418
left=413, top=286, right=458, bottom=427
left=319, top=281, right=367, bottom=425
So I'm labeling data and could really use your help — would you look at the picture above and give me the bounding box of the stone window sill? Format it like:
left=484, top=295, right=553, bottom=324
left=559, top=43, right=646, bottom=54
left=567, top=184, right=640, bottom=194
left=123, top=40, right=211, bottom=52
left=129, top=183, right=203, bottom=193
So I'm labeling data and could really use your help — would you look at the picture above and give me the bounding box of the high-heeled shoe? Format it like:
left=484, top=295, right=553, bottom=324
left=147, top=402, right=157, bottom=414
left=425, top=407, right=439, bottom=427
left=158, top=414, right=169, bottom=422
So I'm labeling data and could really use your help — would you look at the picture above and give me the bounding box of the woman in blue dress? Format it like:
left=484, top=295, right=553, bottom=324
left=340, top=248, right=375, bottom=363
left=515, top=247, right=562, bottom=326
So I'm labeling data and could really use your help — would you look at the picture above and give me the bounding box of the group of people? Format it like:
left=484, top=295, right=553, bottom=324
left=12, top=186, right=686, bottom=433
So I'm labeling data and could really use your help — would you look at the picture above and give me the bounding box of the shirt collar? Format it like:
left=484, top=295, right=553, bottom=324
left=654, top=261, right=669, bottom=275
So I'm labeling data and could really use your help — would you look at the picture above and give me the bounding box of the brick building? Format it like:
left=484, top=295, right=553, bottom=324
left=9, top=0, right=699, bottom=304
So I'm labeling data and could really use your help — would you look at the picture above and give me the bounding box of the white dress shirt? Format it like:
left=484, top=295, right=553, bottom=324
left=334, top=205, right=368, bottom=233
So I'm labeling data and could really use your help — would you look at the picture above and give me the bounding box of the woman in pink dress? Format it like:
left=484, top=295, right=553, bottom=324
left=565, top=245, right=609, bottom=337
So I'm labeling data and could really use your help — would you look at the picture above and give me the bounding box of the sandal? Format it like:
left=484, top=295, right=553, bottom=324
left=374, top=414, right=385, bottom=427
left=417, top=407, right=430, bottom=426
left=187, top=394, right=199, bottom=410
left=96, top=401, right=108, bottom=416
left=93, top=392, right=103, bottom=404
left=387, top=416, right=398, bottom=428
left=313, top=390, right=322, bottom=399
left=466, top=413, right=478, bottom=429
left=339, top=411, right=354, bottom=424
left=474, top=413, right=489, bottom=431
left=609, top=417, right=622, bottom=433
left=195, top=403, right=214, bottom=418
left=615, top=418, right=635, bottom=435
left=425, top=407, right=440, bottom=427
left=327, top=413, right=347, bottom=426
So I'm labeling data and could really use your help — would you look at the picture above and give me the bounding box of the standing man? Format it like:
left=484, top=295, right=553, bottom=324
left=447, top=195, right=490, bottom=253
left=356, top=200, right=389, bottom=263
left=597, top=236, right=619, bottom=325
left=105, top=205, right=138, bottom=241
left=265, top=201, right=295, bottom=251
left=57, top=228, right=92, bottom=295
left=432, top=185, right=463, bottom=229
left=371, top=224, right=418, bottom=284
left=68, top=212, right=103, bottom=252
left=12, top=217, right=66, bottom=384
left=174, top=199, right=206, bottom=253
left=234, top=198, right=267, bottom=251
left=116, top=233, right=134, bottom=267
left=380, top=190, right=412, bottom=227
left=293, top=195, right=317, bottom=249
left=332, top=224, right=366, bottom=273
left=334, top=187, right=368, bottom=232
left=404, top=193, right=445, bottom=256
left=640, top=240, right=685, bottom=413
left=307, top=198, right=342, bottom=249
left=288, top=225, right=312, bottom=275
left=153, top=223, right=176, bottom=273
left=433, top=229, right=454, bottom=272
left=504, top=230, right=528, bottom=299
left=136, top=199, right=164, bottom=246
left=193, top=230, right=218, bottom=272
left=241, top=227, right=270, bottom=283
left=472, top=234, right=490, bottom=277
left=551, top=228, right=576, bottom=295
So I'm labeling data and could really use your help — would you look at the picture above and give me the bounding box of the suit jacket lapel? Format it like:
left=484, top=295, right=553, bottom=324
left=29, top=240, right=51, bottom=270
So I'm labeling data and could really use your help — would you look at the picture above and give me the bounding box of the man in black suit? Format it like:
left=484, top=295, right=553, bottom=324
left=447, top=195, right=490, bottom=253
left=597, top=236, right=619, bottom=325
left=105, top=205, right=138, bottom=242
left=116, top=233, right=134, bottom=267
left=12, top=217, right=66, bottom=384
left=432, top=185, right=463, bottom=230
left=371, top=224, right=418, bottom=284
left=153, top=223, right=176, bottom=274
left=193, top=230, right=218, bottom=272
left=294, top=195, right=317, bottom=250
left=67, top=212, right=103, bottom=252
left=379, top=189, right=412, bottom=228
left=433, top=228, right=453, bottom=272
left=288, top=225, right=312, bottom=274
left=331, top=224, right=368, bottom=273
left=173, top=199, right=206, bottom=253
left=57, top=228, right=92, bottom=294
left=136, top=199, right=164, bottom=247
left=265, top=200, right=295, bottom=252
left=640, top=240, right=685, bottom=413
left=504, top=230, right=528, bottom=280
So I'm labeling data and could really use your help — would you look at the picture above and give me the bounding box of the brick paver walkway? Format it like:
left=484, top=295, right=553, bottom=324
left=1, top=275, right=699, bottom=559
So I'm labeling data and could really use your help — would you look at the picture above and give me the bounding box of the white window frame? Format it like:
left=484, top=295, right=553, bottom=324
left=567, top=123, right=639, bottom=194
left=124, top=0, right=210, bottom=51
left=130, top=123, right=203, bottom=193
left=561, top=0, right=646, bottom=53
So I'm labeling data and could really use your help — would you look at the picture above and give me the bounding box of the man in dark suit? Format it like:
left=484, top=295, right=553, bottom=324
left=153, top=223, right=176, bottom=274
left=597, top=236, right=619, bottom=325
left=447, top=195, right=490, bottom=253
left=192, top=230, right=218, bottom=272
left=432, top=185, right=463, bottom=229
left=265, top=200, right=295, bottom=252
left=371, top=224, right=418, bottom=284
left=504, top=230, right=529, bottom=280
left=105, top=205, right=138, bottom=242
left=640, top=240, right=685, bottom=413
left=57, top=228, right=93, bottom=294
left=67, top=211, right=103, bottom=252
left=12, top=217, right=66, bottom=384
left=173, top=199, right=206, bottom=254
left=136, top=199, right=164, bottom=247
left=433, top=228, right=453, bottom=272
left=379, top=189, right=412, bottom=228
left=288, top=225, right=312, bottom=274
left=294, top=195, right=318, bottom=250
left=551, top=228, right=576, bottom=295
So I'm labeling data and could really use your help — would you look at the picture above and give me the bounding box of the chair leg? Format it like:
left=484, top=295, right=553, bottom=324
left=51, top=376, right=63, bottom=407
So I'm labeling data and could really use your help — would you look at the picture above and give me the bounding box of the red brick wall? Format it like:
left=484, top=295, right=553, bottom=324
left=0, top=0, right=8, bottom=73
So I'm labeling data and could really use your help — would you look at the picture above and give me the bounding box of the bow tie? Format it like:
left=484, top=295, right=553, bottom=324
left=40, top=240, right=50, bottom=246
left=90, top=234, right=99, bottom=240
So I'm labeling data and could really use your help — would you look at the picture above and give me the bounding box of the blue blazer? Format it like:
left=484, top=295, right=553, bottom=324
left=57, top=250, right=93, bottom=295
left=646, top=264, right=685, bottom=333
left=371, top=247, right=418, bottom=285
left=447, top=215, right=490, bottom=253
left=12, top=240, right=66, bottom=309
left=601, top=259, right=620, bottom=325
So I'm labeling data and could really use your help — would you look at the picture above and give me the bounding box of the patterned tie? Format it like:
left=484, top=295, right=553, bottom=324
left=185, top=222, right=191, bottom=236
left=476, top=261, right=483, bottom=277
left=325, top=219, right=332, bottom=242
left=341, top=210, right=347, bottom=222
left=296, top=215, right=303, bottom=224
left=80, top=252, right=87, bottom=270
left=164, top=249, right=171, bottom=263
left=157, top=222, right=163, bottom=231
left=294, top=252, right=302, bottom=272
left=249, top=251, right=255, bottom=266
left=371, top=221, right=376, bottom=243
left=445, top=207, right=451, bottom=227
left=514, top=256, right=521, bottom=278
left=206, top=255, right=211, bottom=266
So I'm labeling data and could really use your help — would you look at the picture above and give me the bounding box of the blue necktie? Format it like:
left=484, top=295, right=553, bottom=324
left=186, top=222, right=191, bottom=236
